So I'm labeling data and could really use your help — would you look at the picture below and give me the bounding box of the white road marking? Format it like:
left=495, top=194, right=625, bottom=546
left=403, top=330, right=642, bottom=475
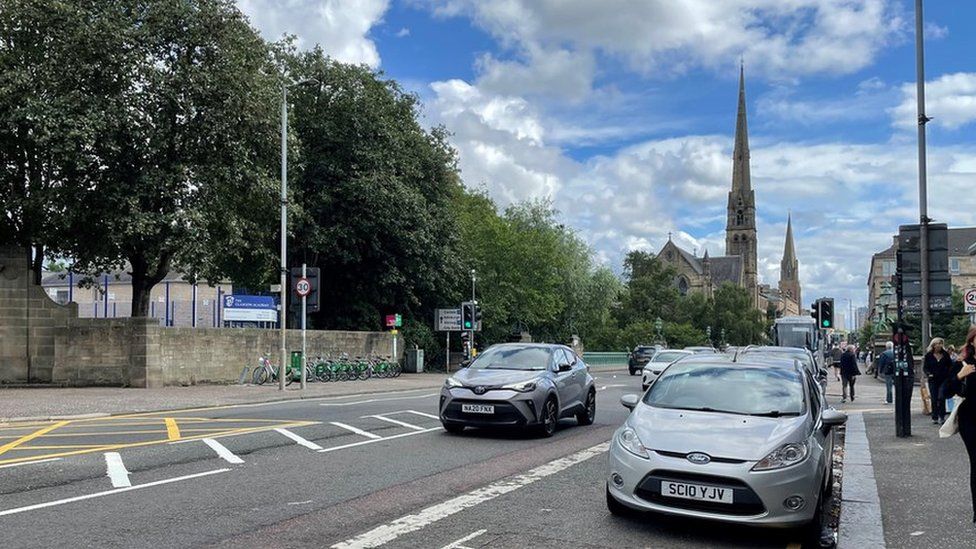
left=403, top=410, right=439, bottom=420
left=331, top=441, right=610, bottom=548
left=0, top=457, right=61, bottom=469
left=330, top=422, right=382, bottom=440
left=319, top=428, right=440, bottom=454
left=440, top=529, right=487, bottom=549
left=202, top=438, right=245, bottom=464
left=0, top=469, right=229, bottom=517
left=364, top=415, right=426, bottom=431
left=288, top=500, right=314, bottom=506
left=320, top=394, right=438, bottom=407
left=104, top=452, right=131, bottom=488
left=275, top=428, right=325, bottom=450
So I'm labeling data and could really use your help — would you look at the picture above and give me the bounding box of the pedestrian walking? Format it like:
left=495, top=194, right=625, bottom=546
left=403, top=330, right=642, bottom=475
left=877, top=342, right=896, bottom=404
left=830, top=344, right=843, bottom=382
left=949, top=344, right=959, bottom=362
left=945, top=325, right=976, bottom=523
left=924, top=337, right=953, bottom=424
left=840, top=344, right=860, bottom=403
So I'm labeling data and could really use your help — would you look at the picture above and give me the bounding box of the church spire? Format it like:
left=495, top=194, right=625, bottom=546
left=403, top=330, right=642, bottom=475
left=782, top=213, right=796, bottom=265
left=732, top=62, right=751, bottom=194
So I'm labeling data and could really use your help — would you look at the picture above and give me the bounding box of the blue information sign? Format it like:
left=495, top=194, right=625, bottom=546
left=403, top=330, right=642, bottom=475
left=223, top=295, right=278, bottom=322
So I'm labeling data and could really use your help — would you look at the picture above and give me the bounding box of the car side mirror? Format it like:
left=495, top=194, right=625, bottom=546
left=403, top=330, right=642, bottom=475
left=620, top=394, right=640, bottom=410
left=558, top=363, right=573, bottom=372
left=820, top=408, right=847, bottom=434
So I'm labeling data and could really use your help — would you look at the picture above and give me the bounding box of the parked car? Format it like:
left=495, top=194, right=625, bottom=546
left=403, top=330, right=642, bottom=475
left=736, top=345, right=828, bottom=394
left=684, top=346, right=718, bottom=354
left=607, top=358, right=846, bottom=544
left=640, top=349, right=694, bottom=391
left=440, top=343, right=596, bottom=437
left=628, top=345, right=664, bottom=375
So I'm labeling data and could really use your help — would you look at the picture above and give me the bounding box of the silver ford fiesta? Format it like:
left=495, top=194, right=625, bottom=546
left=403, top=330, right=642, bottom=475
left=606, top=358, right=845, bottom=541
left=440, top=343, right=596, bottom=437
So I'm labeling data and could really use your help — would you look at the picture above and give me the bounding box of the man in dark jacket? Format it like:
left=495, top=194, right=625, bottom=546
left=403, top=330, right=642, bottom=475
left=841, top=344, right=860, bottom=403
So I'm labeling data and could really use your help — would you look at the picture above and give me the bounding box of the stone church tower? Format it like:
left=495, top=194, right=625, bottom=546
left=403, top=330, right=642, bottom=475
left=725, top=65, right=758, bottom=304
left=778, top=213, right=802, bottom=309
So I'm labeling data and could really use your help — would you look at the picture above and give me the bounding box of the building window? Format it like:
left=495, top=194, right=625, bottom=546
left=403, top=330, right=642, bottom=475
left=882, top=260, right=895, bottom=277
left=950, top=257, right=960, bottom=274
left=677, top=277, right=689, bottom=296
left=736, top=210, right=744, bottom=225
left=55, top=290, right=69, bottom=305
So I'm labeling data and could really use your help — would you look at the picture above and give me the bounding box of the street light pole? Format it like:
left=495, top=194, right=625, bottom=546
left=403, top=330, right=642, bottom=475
left=279, top=85, right=288, bottom=391
left=915, top=0, right=932, bottom=347
left=470, top=269, right=476, bottom=357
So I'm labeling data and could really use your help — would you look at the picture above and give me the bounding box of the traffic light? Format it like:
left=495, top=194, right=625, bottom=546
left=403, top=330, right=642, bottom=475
left=461, top=302, right=474, bottom=330
left=810, top=300, right=820, bottom=321
left=474, top=302, right=483, bottom=328
left=820, top=298, right=834, bottom=329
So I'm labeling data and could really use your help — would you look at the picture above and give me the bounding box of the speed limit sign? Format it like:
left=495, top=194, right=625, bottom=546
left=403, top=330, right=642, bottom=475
left=965, top=288, right=976, bottom=313
left=295, top=278, right=311, bottom=298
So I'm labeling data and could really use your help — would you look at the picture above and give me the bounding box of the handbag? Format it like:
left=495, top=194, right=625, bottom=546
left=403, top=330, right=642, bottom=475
left=940, top=396, right=965, bottom=438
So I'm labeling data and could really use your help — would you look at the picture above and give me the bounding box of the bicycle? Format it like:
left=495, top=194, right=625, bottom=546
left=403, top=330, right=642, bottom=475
left=252, top=354, right=277, bottom=385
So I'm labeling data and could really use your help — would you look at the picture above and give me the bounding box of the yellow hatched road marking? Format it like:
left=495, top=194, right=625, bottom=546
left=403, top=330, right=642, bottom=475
left=0, top=421, right=316, bottom=467
left=164, top=418, right=181, bottom=441
left=8, top=444, right=111, bottom=450
left=0, top=421, right=70, bottom=458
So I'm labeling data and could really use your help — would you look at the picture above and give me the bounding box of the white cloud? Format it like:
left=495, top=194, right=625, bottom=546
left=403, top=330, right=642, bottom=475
left=427, top=71, right=976, bottom=309
left=757, top=79, right=897, bottom=126
left=891, top=72, right=976, bottom=130
left=395, top=27, right=410, bottom=38
left=476, top=46, right=595, bottom=103
left=237, top=0, right=388, bottom=67
left=427, top=0, right=904, bottom=89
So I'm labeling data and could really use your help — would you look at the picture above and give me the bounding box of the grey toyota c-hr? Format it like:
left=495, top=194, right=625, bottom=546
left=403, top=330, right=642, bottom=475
left=440, top=343, right=596, bottom=437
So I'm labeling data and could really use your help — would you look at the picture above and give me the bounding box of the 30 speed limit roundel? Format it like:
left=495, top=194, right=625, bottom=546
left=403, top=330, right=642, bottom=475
left=295, top=278, right=311, bottom=297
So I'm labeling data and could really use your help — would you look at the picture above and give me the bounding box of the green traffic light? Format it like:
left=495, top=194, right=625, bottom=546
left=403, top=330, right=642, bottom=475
left=464, top=322, right=472, bottom=329
left=822, top=320, right=830, bottom=327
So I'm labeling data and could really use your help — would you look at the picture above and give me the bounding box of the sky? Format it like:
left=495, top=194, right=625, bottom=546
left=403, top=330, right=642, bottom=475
left=237, top=0, right=976, bottom=320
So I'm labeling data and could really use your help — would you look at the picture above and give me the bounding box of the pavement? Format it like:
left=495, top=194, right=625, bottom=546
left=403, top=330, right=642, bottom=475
left=0, top=368, right=817, bottom=548
left=0, top=374, right=449, bottom=422
left=832, top=369, right=976, bottom=548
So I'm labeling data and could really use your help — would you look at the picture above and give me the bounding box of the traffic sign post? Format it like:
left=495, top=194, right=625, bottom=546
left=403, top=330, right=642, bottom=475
left=300, top=264, right=308, bottom=389
left=965, top=288, right=976, bottom=313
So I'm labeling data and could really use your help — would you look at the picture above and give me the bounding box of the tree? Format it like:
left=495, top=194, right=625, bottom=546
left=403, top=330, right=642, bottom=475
left=711, top=283, right=766, bottom=346
left=617, top=251, right=679, bottom=326
left=3, top=1, right=283, bottom=315
left=283, top=49, right=463, bottom=329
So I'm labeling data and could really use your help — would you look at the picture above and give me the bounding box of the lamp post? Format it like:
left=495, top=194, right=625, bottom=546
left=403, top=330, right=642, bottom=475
left=279, top=78, right=319, bottom=391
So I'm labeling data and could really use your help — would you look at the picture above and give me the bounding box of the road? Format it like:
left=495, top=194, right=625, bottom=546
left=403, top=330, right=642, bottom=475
left=0, top=370, right=811, bottom=548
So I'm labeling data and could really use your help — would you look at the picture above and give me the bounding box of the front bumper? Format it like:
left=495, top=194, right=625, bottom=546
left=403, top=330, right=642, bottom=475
left=607, top=433, right=822, bottom=527
left=439, top=386, right=544, bottom=427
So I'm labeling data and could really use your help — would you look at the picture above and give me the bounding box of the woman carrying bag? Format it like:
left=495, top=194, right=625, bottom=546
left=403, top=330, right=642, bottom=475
left=944, top=326, right=976, bottom=523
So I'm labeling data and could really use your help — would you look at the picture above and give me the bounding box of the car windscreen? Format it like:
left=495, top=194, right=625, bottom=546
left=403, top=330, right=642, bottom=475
left=469, top=346, right=551, bottom=371
left=651, top=351, right=688, bottom=363
left=643, top=362, right=805, bottom=416
left=634, top=347, right=656, bottom=357
left=775, top=326, right=814, bottom=350
left=742, top=350, right=813, bottom=373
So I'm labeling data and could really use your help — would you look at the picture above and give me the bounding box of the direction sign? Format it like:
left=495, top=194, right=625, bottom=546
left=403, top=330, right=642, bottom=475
left=295, top=278, right=311, bottom=298
left=965, top=288, right=976, bottom=313
left=385, top=314, right=402, bottom=328
left=436, top=308, right=463, bottom=331
left=223, top=295, right=278, bottom=322
left=902, top=295, right=953, bottom=313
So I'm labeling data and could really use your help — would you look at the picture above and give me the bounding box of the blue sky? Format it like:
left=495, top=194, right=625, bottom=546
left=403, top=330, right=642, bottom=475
left=238, top=0, right=976, bottom=326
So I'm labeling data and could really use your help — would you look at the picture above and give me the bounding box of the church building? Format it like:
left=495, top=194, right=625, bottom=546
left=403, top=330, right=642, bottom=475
left=656, top=65, right=802, bottom=317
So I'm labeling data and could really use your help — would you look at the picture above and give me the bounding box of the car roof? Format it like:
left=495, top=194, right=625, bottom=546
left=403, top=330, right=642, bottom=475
left=486, top=343, right=565, bottom=352
left=653, top=349, right=693, bottom=356
left=740, top=345, right=809, bottom=354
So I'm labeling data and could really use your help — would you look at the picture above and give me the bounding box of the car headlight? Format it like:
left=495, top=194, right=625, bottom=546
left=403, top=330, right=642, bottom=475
left=617, top=427, right=650, bottom=459
left=752, top=442, right=809, bottom=471
left=501, top=380, right=537, bottom=392
left=445, top=377, right=463, bottom=388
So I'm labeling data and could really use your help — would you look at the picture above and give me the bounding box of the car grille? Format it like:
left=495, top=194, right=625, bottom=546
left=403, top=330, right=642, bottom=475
left=652, top=450, right=747, bottom=464
left=442, top=399, right=528, bottom=425
left=634, top=470, right=766, bottom=516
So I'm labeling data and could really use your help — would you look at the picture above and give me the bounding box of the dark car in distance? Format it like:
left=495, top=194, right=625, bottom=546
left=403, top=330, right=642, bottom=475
left=628, top=345, right=663, bottom=375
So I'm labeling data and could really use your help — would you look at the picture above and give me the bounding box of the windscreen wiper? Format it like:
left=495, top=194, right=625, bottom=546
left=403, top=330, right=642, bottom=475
left=748, top=410, right=801, bottom=417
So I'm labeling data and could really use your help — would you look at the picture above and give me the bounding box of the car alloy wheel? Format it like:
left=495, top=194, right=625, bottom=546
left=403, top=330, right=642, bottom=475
left=540, top=398, right=557, bottom=437
left=577, top=390, right=596, bottom=425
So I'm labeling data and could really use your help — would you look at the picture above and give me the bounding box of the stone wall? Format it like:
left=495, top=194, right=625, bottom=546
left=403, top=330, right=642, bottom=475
left=0, top=246, right=76, bottom=384
left=154, top=327, right=401, bottom=386
left=51, top=318, right=401, bottom=387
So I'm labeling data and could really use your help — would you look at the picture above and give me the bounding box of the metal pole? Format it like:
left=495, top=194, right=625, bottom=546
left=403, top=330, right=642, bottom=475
left=446, top=331, right=450, bottom=373
left=301, top=263, right=307, bottom=390
left=470, top=269, right=476, bottom=357
left=915, top=0, right=932, bottom=348
left=279, top=86, right=288, bottom=391
left=191, top=283, right=197, bottom=328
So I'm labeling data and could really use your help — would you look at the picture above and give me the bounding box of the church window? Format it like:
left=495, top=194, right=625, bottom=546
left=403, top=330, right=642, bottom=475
left=736, top=210, right=744, bottom=225
left=666, top=250, right=674, bottom=260
left=677, top=277, right=689, bottom=296
left=733, top=235, right=739, bottom=242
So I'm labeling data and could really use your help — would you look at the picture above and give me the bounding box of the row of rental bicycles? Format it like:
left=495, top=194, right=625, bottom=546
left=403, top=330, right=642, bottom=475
left=250, top=353, right=402, bottom=385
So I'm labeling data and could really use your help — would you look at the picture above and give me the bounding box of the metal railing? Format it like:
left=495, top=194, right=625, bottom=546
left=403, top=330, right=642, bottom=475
left=582, top=352, right=629, bottom=368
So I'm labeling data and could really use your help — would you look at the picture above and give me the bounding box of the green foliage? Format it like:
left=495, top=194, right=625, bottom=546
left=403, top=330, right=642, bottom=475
left=904, top=288, right=973, bottom=350
left=664, top=322, right=708, bottom=348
